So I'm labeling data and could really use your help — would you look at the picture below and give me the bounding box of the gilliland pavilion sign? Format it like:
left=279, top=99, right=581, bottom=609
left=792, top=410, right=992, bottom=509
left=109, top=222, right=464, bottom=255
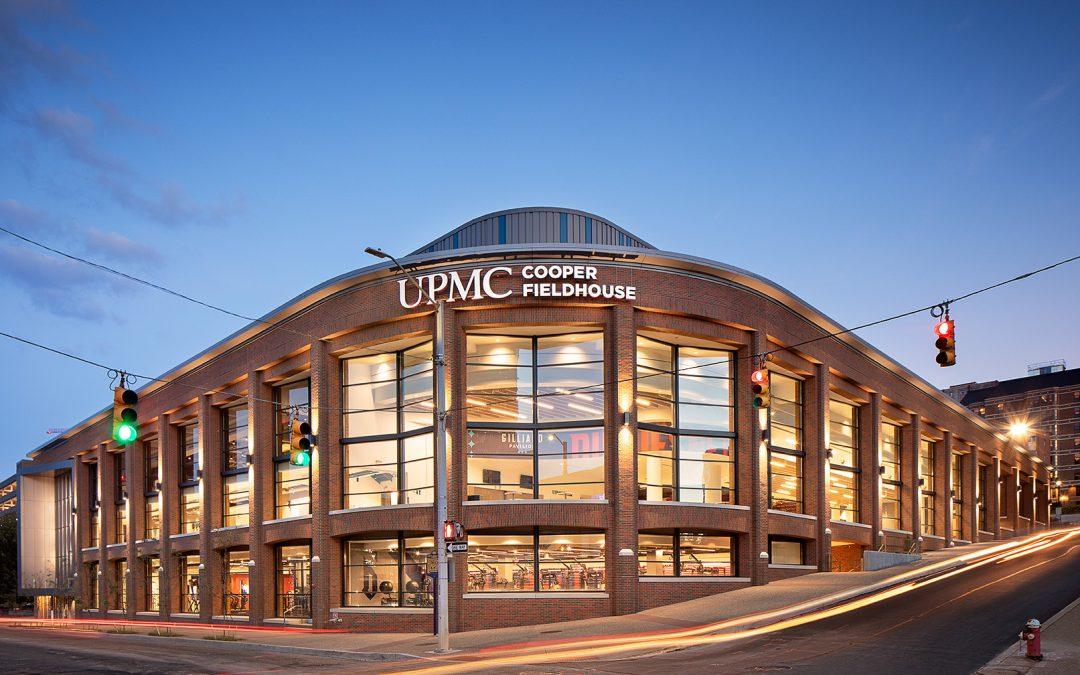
left=397, top=264, right=638, bottom=308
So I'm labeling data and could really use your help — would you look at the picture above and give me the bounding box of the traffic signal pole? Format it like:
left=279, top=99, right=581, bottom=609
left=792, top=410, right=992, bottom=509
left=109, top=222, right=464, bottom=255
left=364, top=246, right=451, bottom=653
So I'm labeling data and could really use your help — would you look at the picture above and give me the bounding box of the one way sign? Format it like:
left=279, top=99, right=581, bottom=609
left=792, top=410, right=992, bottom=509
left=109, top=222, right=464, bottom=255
left=447, top=541, right=468, bottom=553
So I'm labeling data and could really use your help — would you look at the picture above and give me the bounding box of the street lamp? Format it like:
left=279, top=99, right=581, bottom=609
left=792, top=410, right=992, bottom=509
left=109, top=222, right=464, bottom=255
left=365, top=246, right=451, bottom=653
left=1008, top=421, right=1031, bottom=440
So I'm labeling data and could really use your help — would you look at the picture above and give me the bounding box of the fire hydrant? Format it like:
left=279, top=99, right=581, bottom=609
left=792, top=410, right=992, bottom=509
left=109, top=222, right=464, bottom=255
left=1019, top=618, right=1042, bottom=661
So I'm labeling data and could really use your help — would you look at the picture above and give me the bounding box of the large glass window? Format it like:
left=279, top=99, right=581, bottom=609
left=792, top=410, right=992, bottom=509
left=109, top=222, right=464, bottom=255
left=113, top=502, right=128, bottom=544
left=920, top=439, right=937, bottom=536
left=769, top=537, right=805, bottom=565
left=223, top=549, right=250, bottom=616
left=636, top=336, right=735, bottom=504
left=342, top=343, right=434, bottom=508
left=114, top=451, right=127, bottom=500
left=637, top=530, right=735, bottom=577
left=951, top=452, right=963, bottom=539
left=342, top=534, right=433, bottom=607
left=769, top=373, right=803, bottom=513
left=977, top=463, right=989, bottom=532
left=276, top=544, right=311, bottom=620
left=144, top=556, right=160, bottom=612
left=144, top=497, right=159, bottom=540
left=90, top=507, right=100, bottom=548
left=828, top=400, right=860, bottom=522
left=87, top=561, right=99, bottom=608
left=180, top=554, right=200, bottom=613
left=178, top=424, right=200, bottom=533
left=144, top=439, right=159, bottom=493
left=466, top=333, right=605, bottom=501
left=274, top=380, right=311, bottom=519
left=467, top=529, right=605, bottom=592
left=881, top=422, right=902, bottom=530
left=222, top=406, right=250, bottom=527
left=180, top=486, right=200, bottom=534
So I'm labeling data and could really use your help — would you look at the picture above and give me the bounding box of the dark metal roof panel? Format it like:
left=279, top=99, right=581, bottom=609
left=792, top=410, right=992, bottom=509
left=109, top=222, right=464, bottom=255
left=410, top=207, right=654, bottom=255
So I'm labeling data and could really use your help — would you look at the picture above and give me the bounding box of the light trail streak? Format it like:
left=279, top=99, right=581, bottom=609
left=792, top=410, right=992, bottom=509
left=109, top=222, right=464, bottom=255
left=394, top=528, right=1079, bottom=675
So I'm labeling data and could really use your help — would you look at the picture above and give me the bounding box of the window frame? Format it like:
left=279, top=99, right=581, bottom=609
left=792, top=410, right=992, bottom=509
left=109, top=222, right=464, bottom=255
left=920, top=438, right=937, bottom=536
left=466, top=527, right=606, bottom=593
left=828, top=399, right=861, bottom=522
left=880, top=422, right=903, bottom=530
left=768, top=536, right=806, bottom=565
left=273, top=379, right=312, bottom=519
left=341, top=344, right=434, bottom=508
left=635, top=334, right=736, bottom=504
left=341, top=532, right=434, bottom=608
left=637, top=529, right=737, bottom=577
left=768, top=372, right=804, bottom=513
left=466, top=333, right=607, bottom=501
left=951, top=452, right=963, bottom=539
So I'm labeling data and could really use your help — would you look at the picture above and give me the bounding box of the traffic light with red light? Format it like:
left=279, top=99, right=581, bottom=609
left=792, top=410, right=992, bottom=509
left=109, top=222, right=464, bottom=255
left=935, top=318, right=956, bottom=367
left=289, top=418, right=314, bottom=466
left=112, top=386, right=139, bottom=445
left=751, top=368, right=771, bottom=408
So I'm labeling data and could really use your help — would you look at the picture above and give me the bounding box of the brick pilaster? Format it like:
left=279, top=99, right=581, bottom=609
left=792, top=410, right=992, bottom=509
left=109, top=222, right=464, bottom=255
left=905, top=413, right=921, bottom=552
left=158, top=415, right=176, bottom=617
left=865, top=394, right=882, bottom=550
left=98, top=443, right=114, bottom=610
left=611, top=304, right=638, bottom=612
left=248, top=370, right=273, bottom=624
left=125, top=442, right=140, bottom=616
left=811, top=363, right=830, bottom=571
left=309, top=339, right=332, bottom=628
left=74, top=456, right=93, bottom=609
left=198, top=394, right=221, bottom=621
left=748, top=332, right=768, bottom=584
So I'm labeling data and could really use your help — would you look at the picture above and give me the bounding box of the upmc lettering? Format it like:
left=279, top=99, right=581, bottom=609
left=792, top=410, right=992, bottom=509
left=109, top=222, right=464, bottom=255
left=397, top=265, right=636, bottom=308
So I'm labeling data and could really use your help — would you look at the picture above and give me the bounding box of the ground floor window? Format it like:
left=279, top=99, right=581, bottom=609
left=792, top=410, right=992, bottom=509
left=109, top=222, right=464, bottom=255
left=881, top=481, right=901, bottom=530
left=224, top=549, right=250, bottom=616
left=180, top=486, right=200, bottom=533
left=180, top=553, right=200, bottom=613
left=769, top=537, right=805, bottom=565
left=277, top=543, right=312, bottom=620
left=978, top=464, right=989, bottom=531
left=828, top=468, right=859, bottom=522
left=87, top=561, right=99, bottom=608
left=145, top=497, right=160, bottom=539
left=343, top=534, right=433, bottom=608
left=768, top=449, right=803, bottom=513
left=467, top=529, right=605, bottom=592
left=637, top=530, right=735, bottom=577
left=113, top=560, right=127, bottom=611
left=274, top=462, right=311, bottom=519
left=920, top=492, right=937, bottom=536
left=144, top=556, right=160, bottom=611
left=223, top=474, right=249, bottom=527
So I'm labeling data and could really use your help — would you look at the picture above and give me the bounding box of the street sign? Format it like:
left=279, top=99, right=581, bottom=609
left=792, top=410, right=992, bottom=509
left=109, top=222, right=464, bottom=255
left=447, top=541, right=468, bottom=553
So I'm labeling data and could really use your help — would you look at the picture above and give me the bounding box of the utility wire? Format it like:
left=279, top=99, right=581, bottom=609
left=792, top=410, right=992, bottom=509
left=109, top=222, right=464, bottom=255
left=2, top=249, right=1078, bottom=421
left=0, top=224, right=412, bottom=361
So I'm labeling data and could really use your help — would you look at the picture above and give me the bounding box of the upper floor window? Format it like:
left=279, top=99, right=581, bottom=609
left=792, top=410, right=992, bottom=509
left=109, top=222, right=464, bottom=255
left=880, top=422, right=902, bottom=530
left=114, top=451, right=126, bottom=500
left=179, top=424, right=199, bottom=484
left=342, top=343, right=434, bottom=508
left=466, top=333, right=605, bottom=501
left=636, top=335, right=735, bottom=504
left=274, top=380, right=311, bottom=519
left=223, top=407, right=250, bottom=471
left=144, top=439, right=159, bottom=495
left=768, top=373, right=803, bottom=513
left=828, top=399, right=859, bottom=522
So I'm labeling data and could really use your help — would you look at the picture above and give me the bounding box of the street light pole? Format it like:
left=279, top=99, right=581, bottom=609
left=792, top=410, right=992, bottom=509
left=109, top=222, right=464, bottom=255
left=365, top=247, right=451, bottom=653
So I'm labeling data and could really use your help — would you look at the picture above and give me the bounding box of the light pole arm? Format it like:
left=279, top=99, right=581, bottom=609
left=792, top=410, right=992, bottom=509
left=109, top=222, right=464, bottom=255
left=364, top=247, right=436, bottom=305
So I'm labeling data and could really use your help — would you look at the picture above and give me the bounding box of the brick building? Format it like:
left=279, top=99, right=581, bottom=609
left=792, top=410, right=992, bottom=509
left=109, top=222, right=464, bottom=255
left=16, top=207, right=1052, bottom=631
left=945, top=364, right=1080, bottom=504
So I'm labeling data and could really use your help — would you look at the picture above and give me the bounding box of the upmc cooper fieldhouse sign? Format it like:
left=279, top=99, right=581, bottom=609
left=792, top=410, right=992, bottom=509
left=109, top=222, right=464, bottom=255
left=397, top=264, right=637, bottom=308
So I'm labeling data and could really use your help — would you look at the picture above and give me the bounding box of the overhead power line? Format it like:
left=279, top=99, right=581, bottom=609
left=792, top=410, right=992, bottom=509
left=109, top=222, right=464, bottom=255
left=0, top=249, right=1077, bottom=420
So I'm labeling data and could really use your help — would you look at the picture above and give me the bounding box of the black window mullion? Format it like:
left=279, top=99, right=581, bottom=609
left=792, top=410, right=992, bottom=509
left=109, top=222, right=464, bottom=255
left=533, top=526, right=540, bottom=592
left=532, top=338, right=539, bottom=499
left=398, top=533, right=406, bottom=606
left=397, top=351, right=405, bottom=502
left=673, top=530, right=681, bottom=577
left=672, top=345, right=680, bottom=498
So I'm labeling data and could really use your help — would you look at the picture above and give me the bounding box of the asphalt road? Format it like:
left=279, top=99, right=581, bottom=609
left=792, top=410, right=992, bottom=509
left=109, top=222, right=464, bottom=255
left=0, top=627, right=376, bottom=673
left=552, top=532, right=1080, bottom=674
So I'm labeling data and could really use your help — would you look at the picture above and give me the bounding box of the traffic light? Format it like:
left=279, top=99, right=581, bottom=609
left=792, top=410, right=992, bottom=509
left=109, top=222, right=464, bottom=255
left=289, top=418, right=315, bottom=467
left=935, top=318, right=956, bottom=367
left=443, top=520, right=465, bottom=541
left=751, top=368, right=770, bottom=408
left=112, top=386, right=139, bottom=445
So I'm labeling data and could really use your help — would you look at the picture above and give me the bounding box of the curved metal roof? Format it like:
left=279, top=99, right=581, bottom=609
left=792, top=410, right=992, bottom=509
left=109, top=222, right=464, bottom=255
left=410, top=207, right=654, bottom=255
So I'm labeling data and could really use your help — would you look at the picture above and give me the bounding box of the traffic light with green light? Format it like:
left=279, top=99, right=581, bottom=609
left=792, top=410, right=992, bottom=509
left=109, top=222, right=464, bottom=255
left=289, top=418, right=315, bottom=466
left=113, top=386, right=139, bottom=445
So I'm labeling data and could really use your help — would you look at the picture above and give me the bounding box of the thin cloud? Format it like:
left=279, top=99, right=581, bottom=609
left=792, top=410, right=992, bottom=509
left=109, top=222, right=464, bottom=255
left=1030, top=83, right=1067, bottom=110
left=31, top=106, right=131, bottom=174
left=0, top=243, right=126, bottom=322
left=0, top=198, right=50, bottom=232
left=80, top=225, right=163, bottom=266
left=0, top=1, right=89, bottom=107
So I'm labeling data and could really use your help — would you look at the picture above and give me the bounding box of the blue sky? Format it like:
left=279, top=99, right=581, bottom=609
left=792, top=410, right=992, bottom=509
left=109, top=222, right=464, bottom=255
left=2, top=1, right=1078, bottom=470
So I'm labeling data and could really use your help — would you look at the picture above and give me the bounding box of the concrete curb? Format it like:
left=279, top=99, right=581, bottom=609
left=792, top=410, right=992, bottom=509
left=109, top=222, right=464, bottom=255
left=979, top=593, right=1080, bottom=672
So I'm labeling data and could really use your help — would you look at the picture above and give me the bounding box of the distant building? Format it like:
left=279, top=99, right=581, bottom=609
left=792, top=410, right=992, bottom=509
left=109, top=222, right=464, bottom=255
left=945, top=363, right=1080, bottom=502
left=0, top=475, right=16, bottom=516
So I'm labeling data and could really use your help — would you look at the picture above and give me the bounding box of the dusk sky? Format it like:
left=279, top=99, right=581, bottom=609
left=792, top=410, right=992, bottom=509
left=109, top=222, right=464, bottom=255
left=1, top=1, right=1078, bottom=470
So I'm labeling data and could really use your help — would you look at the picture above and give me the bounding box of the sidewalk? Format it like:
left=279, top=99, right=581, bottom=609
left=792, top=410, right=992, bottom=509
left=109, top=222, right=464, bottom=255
left=0, top=538, right=1023, bottom=660
left=980, top=596, right=1080, bottom=675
